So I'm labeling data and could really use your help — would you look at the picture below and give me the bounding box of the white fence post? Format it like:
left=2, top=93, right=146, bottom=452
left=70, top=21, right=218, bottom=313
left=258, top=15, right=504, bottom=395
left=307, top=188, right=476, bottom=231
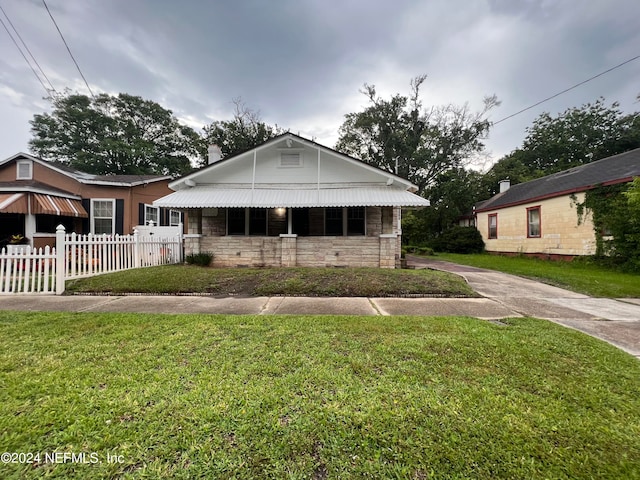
left=133, top=228, right=141, bottom=268
left=55, top=224, right=66, bottom=295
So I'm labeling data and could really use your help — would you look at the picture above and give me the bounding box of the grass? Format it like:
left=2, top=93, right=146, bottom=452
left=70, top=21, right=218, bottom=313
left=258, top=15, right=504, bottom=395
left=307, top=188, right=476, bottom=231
left=432, top=253, right=640, bottom=298
left=1, top=311, right=639, bottom=479
left=65, top=265, right=478, bottom=297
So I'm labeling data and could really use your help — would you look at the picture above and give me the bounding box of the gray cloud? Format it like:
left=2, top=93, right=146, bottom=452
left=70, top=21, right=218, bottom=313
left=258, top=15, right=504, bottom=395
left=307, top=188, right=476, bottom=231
left=0, top=0, right=638, bottom=166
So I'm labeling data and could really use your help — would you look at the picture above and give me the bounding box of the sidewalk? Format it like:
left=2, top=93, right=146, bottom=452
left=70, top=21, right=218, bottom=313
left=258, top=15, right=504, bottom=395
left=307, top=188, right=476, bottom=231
left=1, top=257, right=638, bottom=358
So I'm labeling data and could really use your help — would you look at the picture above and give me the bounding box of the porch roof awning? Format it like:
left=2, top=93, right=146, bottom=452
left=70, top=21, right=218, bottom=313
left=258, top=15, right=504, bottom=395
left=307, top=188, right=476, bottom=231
left=0, top=193, right=28, bottom=214
left=154, top=186, right=430, bottom=209
left=32, top=194, right=89, bottom=218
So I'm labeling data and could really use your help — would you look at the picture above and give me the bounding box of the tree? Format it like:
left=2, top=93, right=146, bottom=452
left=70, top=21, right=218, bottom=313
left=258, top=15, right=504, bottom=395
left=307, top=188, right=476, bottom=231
left=479, top=149, right=543, bottom=198
left=201, top=99, right=283, bottom=165
left=484, top=99, right=640, bottom=195
left=29, top=92, right=201, bottom=177
left=404, top=168, right=484, bottom=244
left=336, top=75, right=499, bottom=193
left=574, top=182, right=640, bottom=272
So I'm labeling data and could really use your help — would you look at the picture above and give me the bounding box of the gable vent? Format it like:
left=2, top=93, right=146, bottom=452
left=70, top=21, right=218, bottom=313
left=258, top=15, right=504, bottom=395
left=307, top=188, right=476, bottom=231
left=280, top=153, right=302, bottom=167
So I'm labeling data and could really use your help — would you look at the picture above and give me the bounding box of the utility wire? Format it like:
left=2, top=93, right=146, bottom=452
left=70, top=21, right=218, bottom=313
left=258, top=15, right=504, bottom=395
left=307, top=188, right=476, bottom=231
left=0, top=14, right=51, bottom=96
left=493, top=54, right=640, bottom=125
left=0, top=3, right=56, bottom=94
left=42, top=0, right=94, bottom=98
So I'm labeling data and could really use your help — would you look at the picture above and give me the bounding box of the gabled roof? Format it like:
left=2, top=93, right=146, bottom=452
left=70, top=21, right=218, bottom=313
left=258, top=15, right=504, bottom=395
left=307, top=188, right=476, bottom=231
left=157, top=132, right=430, bottom=209
left=476, top=148, right=640, bottom=212
left=170, top=132, right=419, bottom=192
left=0, top=152, right=171, bottom=187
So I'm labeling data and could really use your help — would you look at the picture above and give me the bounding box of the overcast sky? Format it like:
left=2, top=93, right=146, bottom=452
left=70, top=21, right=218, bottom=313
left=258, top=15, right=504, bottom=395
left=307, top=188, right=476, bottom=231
left=1, top=0, right=639, bottom=170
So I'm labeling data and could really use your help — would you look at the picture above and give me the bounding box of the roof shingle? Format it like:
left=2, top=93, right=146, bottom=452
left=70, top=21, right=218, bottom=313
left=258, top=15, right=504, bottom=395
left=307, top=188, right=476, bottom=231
left=476, top=148, right=640, bottom=212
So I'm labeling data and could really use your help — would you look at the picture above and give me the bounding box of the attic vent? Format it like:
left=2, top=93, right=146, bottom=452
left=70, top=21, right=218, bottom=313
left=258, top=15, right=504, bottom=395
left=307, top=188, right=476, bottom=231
left=17, top=160, right=33, bottom=180
left=280, top=152, right=302, bottom=167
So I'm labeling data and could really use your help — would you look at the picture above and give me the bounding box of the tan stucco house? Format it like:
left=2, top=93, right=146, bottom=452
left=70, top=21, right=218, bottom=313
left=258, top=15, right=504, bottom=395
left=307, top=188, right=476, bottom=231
left=475, top=148, right=640, bottom=258
left=0, top=153, right=182, bottom=249
left=154, top=133, right=430, bottom=268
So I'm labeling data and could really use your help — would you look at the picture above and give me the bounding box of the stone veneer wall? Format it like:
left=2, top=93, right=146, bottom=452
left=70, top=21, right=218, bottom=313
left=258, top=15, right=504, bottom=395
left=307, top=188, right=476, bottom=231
left=296, top=236, right=382, bottom=267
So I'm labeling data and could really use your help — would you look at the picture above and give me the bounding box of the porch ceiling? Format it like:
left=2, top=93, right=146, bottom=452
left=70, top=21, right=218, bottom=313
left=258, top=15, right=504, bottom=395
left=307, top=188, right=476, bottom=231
left=153, top=186, right=430, bottom=208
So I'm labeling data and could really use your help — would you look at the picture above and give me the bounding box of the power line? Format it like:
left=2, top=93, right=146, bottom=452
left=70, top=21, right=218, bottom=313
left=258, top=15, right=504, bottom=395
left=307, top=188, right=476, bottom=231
left=493, top=55, right=640, bottom=125
left=0, top=14, right=51, bottom=96
left=0, top=3, right=56, bottom=94
left=42, top=0, right=94, bottom=98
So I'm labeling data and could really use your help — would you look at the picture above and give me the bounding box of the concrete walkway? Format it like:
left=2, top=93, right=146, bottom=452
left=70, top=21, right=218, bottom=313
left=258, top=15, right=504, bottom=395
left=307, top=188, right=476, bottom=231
left=1, top=257, right=638, bottom=358
left=408, top=256, right=640, bottom=359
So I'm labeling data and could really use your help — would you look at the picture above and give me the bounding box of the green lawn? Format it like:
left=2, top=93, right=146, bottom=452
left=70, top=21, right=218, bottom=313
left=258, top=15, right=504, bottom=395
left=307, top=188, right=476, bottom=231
left=65, top=265, right=478, bottom=297
left=433, top=253, right=640, bottom=298
left=1, top=312, right=638, bottom=479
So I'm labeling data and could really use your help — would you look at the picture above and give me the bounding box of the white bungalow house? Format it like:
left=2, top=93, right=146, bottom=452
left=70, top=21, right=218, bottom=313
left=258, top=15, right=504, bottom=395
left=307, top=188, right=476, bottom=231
left=154, top=133, right=430, bottom=268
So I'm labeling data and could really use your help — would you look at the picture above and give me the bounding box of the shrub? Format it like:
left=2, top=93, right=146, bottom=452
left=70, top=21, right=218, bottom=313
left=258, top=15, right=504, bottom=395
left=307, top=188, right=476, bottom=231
left=430, top=226, right=485, bottom=254
left=186, top=252, right=214, bottom=266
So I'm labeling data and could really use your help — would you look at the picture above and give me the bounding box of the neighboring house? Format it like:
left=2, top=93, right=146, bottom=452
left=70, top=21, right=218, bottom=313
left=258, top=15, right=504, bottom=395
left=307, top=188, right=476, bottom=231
left=475, top=148, right=640, bottom=258
left=0, top=153, right=183, bottom=249
left=154, top=133, right=430, bottom=268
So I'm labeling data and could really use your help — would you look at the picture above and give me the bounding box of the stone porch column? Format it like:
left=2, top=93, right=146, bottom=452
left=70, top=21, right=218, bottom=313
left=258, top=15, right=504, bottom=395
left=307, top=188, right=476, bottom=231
left=280, top=234, right=297, bottom=267
left=379, top=233, right=397, bottom=269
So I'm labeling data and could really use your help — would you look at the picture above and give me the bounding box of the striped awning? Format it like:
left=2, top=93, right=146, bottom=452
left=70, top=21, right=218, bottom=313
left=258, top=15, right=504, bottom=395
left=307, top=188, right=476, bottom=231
left=0, top=193, right=28, bottom=214
left=31, top=194, right=88, bottom=218
left=154, top=186, right=431, bottom=209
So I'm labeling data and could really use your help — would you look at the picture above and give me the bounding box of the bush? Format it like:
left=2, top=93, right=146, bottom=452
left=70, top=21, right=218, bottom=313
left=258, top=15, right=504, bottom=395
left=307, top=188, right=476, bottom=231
left=430, top=226, right=485, bottom=254
left=186, top=252, right=214, bottom=266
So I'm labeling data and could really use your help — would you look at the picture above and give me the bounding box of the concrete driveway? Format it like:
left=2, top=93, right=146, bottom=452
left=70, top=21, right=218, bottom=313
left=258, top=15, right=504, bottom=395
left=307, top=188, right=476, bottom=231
left=408, top=256, right=640, bottom=359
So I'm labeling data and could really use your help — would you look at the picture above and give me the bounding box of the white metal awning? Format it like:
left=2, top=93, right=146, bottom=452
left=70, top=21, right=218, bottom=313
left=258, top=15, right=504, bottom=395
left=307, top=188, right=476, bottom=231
left=154, top=186, right=430, bottom=208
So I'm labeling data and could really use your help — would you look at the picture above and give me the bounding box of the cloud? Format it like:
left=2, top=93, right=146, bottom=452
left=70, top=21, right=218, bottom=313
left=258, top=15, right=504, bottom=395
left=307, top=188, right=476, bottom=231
left=0, top=0, right=638, bottom=165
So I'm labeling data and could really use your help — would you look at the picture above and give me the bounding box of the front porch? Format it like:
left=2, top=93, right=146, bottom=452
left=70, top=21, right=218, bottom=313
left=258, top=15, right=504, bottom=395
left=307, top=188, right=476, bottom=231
left=185, top=206, right=402, bottom=268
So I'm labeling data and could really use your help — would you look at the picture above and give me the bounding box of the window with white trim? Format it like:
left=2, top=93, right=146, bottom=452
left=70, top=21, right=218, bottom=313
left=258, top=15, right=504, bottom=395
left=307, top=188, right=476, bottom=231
left=488, top=213, right=498, bottom=239
left=91, top=199, right=115, bottom=235
left=145, top=205, right=159, bottom=225
left=527, top=206, right=541, bottom=238
left=170, top=210, right=182, bottom=226
left=16, top=160, right=32, bottom=180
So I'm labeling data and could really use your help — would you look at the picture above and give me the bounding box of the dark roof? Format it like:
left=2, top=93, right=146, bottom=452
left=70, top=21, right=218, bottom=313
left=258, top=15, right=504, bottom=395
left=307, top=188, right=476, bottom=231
left=476, top=148, right=640, bottom=212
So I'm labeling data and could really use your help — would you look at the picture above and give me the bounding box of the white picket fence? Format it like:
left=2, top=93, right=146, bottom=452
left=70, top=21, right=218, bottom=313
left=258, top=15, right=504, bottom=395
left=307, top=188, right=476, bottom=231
left=0, top=246, right=57, bottom=294
left=0, top=225, right=183, bottom=295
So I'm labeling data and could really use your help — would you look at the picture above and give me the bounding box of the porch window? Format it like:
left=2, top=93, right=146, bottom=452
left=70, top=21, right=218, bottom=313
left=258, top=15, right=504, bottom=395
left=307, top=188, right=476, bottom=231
left=227, top=208, right=245, bottom=235
left=91, top=199, right=115, bottom=235
left=325, top=208, right=343, bottom=235
left=144, top=205, right=159, bottom=226
left=292, top=208, right=309, bottom=236
left=347, top=207, right=365, bottom=235
left=249, top=209, right=267, bottom=235
left=527, top=206, right=541, bottom=238
left=488, top=213, right=497, bottom=239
